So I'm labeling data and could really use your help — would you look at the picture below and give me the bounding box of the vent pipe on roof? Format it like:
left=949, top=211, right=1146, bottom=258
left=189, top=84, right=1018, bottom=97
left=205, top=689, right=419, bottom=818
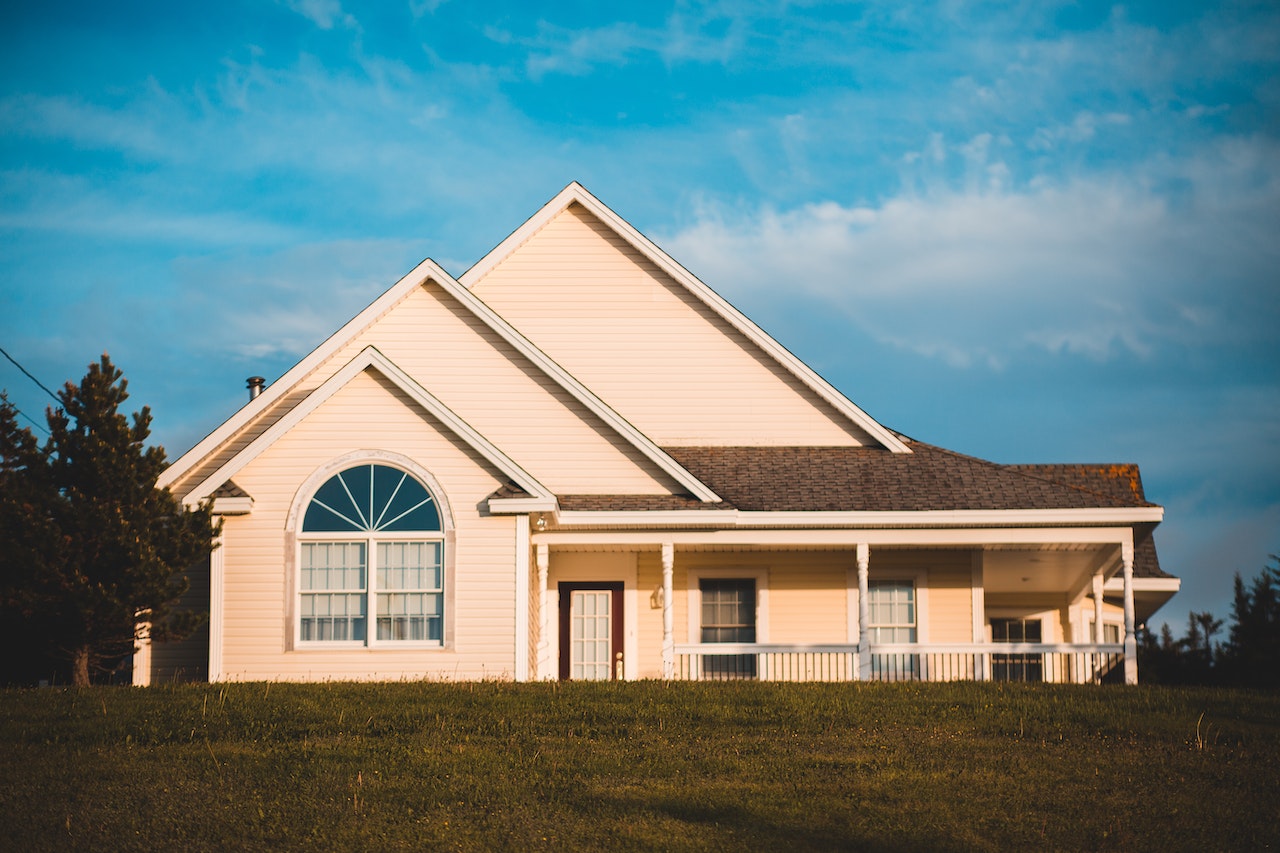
left=246, top=376, right=266, bottom=401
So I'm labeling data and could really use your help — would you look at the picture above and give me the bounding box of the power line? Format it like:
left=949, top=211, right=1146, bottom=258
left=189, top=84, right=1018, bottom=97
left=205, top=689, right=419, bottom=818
left=0, top=345, right=62, bottom=405
left=5, top=399, right=52, bottom=436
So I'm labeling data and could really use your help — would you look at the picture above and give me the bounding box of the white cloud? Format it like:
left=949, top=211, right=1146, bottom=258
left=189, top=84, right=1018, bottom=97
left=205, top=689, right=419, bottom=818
left=662, top=136, right=1280, bottom=369
left=282, top=0, right=356, bottom=31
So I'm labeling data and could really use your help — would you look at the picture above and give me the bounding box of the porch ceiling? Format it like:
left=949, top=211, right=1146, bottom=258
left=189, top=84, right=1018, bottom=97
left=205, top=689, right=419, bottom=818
left=982, top=547, right=1113, bottom=593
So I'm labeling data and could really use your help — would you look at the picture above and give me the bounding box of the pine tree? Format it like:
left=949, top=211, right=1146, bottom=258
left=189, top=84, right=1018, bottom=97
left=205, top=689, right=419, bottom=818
left=0, top=355, right=218, bottom=686
left=1221, top=556, right=1280, bottom=688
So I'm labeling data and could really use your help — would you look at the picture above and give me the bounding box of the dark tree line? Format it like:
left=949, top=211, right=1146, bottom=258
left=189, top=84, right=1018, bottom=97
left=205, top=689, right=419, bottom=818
left=1, top=355, right=218, bottom=686
left=1139, top=555, right=1280, bottom=688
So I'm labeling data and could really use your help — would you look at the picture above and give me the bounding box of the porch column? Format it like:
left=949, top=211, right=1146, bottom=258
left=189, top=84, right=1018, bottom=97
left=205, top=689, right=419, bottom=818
left=1122, top=539, right=1137, bottom=685
left=536, top=544, right=551, bottom=680
left=857, top=543, right=871, bottom=681
left=661, top=543, right=675, bottom=679
left=1092, top=572, right=1105, bottom=644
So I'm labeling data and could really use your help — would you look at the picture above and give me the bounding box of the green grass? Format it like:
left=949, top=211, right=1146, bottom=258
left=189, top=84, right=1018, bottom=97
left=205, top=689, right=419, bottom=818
left=2, top=681, right=1277, bottom=851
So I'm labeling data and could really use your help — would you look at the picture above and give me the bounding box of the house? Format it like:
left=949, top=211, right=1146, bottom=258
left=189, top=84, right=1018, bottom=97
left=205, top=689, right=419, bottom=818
left=135, top=183, right=1178, bottom=686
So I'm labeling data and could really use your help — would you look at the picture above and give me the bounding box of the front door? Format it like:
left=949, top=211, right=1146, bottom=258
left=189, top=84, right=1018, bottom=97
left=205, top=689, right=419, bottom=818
left=558, top=582, right=624, bottom=680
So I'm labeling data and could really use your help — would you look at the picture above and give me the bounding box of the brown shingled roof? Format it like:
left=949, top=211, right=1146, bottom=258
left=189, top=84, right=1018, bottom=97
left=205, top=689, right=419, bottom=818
left=1007, top=463, right=1149, bottom=505
left=210, top=480, right=250, bottom=499
left=659, top=443, right=1159, bottom=513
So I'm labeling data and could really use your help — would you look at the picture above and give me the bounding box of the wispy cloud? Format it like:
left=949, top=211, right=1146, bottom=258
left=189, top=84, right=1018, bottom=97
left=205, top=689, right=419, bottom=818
left=663, top=134, right=1280, bottom=369
left=282, top=0, right=357, bottom=31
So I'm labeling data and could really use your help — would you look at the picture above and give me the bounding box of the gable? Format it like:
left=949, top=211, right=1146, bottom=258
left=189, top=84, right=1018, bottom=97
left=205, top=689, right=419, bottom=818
left=163, top=260, right=718, bottom=503
left=469, top=203, right=875, bottom=447
left=465, top=190, right=906, bottom=451
left=233, top=368, right=517, bottom=516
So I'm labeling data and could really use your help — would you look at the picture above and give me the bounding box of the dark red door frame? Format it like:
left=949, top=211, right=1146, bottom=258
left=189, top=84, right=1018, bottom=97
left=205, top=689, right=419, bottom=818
left=558, top=582, right=624, bottom=681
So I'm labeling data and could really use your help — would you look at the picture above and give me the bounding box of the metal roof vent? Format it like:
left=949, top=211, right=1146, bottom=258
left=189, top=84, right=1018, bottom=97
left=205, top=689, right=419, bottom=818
left=246, top=376, right=266, bottom=401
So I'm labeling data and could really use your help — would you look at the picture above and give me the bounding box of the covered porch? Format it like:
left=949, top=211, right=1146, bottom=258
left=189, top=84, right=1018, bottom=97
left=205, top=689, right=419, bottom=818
left=529, top=525, right=1169, bottom=685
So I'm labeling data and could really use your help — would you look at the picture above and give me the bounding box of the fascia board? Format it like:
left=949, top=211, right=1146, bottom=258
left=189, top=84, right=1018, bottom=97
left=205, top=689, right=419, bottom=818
left=211, top=496, right=253, bottom=516
left=1104, top=577, right=1182, bottom=592
left=553, top=506, right=1164, bottom=529
left=461, top=183, right=910, bottom=455
left=485, top=497, right=560, bottom=513
left=161, top=254, right=719, bottom=504
left=535, top=527, right=1147, bottom=548
left=159, top=257, right=452, bottom=490
left=180, top=347, right=555, bottom=507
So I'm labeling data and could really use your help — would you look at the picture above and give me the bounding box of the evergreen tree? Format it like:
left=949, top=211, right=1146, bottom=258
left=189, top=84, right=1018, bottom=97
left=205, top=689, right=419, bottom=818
left=1220, top=556, right=1280, bottom=688
left=0, top=356, right=218, bottom=686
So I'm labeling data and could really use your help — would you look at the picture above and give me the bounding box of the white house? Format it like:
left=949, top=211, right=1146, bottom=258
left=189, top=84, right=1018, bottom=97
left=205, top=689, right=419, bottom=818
left=136, top=183, right=1178, bottom=685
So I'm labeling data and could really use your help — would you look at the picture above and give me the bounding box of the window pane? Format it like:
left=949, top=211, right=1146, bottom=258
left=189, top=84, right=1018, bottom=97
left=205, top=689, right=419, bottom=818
left=303, top=465, right=441, bottom=533
left=700, top=579, right=756, bottom=678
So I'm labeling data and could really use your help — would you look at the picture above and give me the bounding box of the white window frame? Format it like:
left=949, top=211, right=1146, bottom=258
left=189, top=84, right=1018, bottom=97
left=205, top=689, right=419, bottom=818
left=285, top=451, right=456, bottom=652
left=686, top=567, right=770, bottom=645
left=863, top=568, right=929, bottom=644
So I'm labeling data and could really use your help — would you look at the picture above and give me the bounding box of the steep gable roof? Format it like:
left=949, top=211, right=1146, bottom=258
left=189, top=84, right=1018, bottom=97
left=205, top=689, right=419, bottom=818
left=160, top=258, right=719, bottom=503
left=174, top=346, right=558, bottom=511
left=460, top=182, right=910, bottom=454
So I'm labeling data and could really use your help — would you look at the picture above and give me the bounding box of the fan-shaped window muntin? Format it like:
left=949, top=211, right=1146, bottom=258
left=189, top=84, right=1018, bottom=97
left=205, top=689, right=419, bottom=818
left=303, top=464, right=441, bottom=533
left=298, top=464, right=444, bottom=646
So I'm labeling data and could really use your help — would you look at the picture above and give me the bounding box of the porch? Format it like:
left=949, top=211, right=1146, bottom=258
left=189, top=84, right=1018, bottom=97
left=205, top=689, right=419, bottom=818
left=673, top=641, right=1125, bottom=683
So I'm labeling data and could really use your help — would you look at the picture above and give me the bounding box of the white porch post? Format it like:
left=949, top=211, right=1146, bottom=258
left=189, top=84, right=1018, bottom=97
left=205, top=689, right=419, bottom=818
left=1092, top=572, right=1105, bottom=644
left=536, top=544, right=551, bottom=680
left=661, top=543, right=675, bottom=679
left=857, top=542, right=871, bottom=681
left=1122, top=539, right=1138, bottom=684
left=514, top=520, right=530, bottom=682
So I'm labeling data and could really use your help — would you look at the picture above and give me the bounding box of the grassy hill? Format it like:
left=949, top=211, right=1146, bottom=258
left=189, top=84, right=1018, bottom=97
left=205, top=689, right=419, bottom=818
left=2, top=681, right=1276, bottom=851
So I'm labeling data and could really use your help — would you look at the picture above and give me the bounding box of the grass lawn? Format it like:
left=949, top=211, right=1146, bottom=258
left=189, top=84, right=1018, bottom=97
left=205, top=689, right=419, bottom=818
left=1, top=681, right=1277, bottom=851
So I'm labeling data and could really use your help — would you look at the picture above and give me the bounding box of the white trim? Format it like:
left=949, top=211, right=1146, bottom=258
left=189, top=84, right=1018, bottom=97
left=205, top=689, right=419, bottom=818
left=552, top=506, right=1164, bottom=528
left=158, top=257, right=450, bottom=490
left=210, top=496, right=253, bottom=515
left=161, top=260, right=719, bottom=505
left=535, top=526, right=1148, bottom=548
left=514, top=518, right=530, bottom=682
left=546, top=552, right=639, bottom=680
left=868, top=569, right=929, bottom=645
left=686, top=566, right=771, bottom=648
left=536, top=544, right=551, bottom=680
left=284, top=452, right=457, bottom=652
left=1103, top=577, right=1182, bottom=593
left=178, top=347, right=555, bottom=508
left=459, top=182, right=911, bottom=454
left=208, top=531, right=225, bottom=682
left=487, top=497, right=559, bottom=513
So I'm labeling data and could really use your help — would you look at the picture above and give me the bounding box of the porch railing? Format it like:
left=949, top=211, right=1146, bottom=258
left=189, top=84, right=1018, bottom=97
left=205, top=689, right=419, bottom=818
left=674, top=642, right=1125, bottom=684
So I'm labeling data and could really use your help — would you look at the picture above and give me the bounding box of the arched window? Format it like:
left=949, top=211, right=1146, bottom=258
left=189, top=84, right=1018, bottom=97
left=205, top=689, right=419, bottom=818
left=298, top=464, right=444, bottom=646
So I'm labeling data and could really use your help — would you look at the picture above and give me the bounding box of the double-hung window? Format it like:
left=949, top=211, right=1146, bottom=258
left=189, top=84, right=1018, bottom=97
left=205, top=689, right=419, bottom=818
left=298, top=464, right=444, bottom=646
left=868, top=580, right=918, bottom=679
left=700, top=579, right=757, bottom=679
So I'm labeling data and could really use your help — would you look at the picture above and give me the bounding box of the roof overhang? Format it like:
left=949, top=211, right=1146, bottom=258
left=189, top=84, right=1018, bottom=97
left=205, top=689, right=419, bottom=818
left=177, top=346, right=557, bottom=509
left=160, top=257, right=720, bottom=504
left=549, top=506, right=1164, bottom=530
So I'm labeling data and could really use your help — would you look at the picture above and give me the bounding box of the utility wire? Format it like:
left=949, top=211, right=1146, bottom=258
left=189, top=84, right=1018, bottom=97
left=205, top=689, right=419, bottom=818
left=0, top=345, right=62, bottom=405
left=6, top=399, right=52, bottom=436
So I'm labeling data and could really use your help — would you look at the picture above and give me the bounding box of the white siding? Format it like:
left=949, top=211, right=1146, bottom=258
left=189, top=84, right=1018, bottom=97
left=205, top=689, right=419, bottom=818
left=471, top=204, right=876, bottom=447
left=217, top=370, right=520, bottom=681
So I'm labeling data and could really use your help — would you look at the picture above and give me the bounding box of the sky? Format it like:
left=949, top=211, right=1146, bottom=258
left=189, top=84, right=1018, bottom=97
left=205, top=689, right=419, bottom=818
left=1, top=0, right=1277, bottom=634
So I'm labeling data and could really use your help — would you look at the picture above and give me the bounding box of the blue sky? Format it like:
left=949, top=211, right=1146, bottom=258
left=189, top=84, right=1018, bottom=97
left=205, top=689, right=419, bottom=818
left=2, top=1, right=1277, bottom=633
